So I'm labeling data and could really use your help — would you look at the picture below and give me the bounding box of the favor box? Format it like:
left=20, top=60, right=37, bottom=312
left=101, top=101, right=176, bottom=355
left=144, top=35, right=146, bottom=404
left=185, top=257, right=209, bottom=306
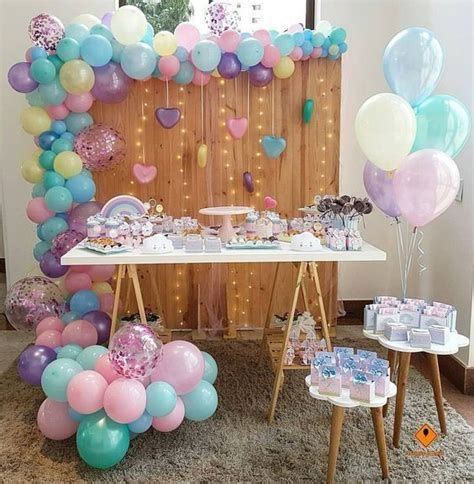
left=318, top=365, right=342, bottom=396
left=420, top=314, right=448, bottom=330
left=367, top=364, right=390, bottom=397
left=409, top=328, right=431, bottom=348
left=357, top=349, right=378, bottom=364
left=429, top=325, right=450, bottom=345
left=339, top=355, right=362, bottom=387
left=399, top=309, right=420, bottom=328
left=333, top=346, right=354, bottom=364
left=349, top=370, right=375, bottom=403
left=311, top=352, right=336, bottom=385
left=375, top=313, right=400, bottom=333
left=384, top=322, right=408, bottom=342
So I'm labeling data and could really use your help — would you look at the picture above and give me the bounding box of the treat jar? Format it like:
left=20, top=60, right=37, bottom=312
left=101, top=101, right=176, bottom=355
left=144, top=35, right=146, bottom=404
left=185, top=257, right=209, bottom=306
left=86, top=218, right=101, bottom=238
left=105, top=219, right=121, bottom=239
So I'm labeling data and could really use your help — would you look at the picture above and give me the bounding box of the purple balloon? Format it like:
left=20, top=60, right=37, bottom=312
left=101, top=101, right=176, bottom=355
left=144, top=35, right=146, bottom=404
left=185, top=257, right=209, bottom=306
left=363, top=160, right=401, bottom=218
left=68, top=201, right=102, bottom=235
left=249, top=64, right=273, bottom=87
left=217, top=52, right=241, bottom=79
left=91, top=62, right=134, bottom=103
left=17, top=344, right=57, bottom=385
left=82, top=310, right=111, bottom=344
left=243, top=171, right=254, bottom=193
left=101, top=11, right=113, bottom=28
left=39, top=250, right=69, bottom=278
left=8, top=62, right=38, bottom=93
left=51, top=229, right=84, bottom=258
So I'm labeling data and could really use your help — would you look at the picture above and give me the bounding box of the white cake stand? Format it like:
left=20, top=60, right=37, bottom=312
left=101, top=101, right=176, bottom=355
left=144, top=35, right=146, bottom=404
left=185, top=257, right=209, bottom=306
left=199, top=206, right=252, bottom=243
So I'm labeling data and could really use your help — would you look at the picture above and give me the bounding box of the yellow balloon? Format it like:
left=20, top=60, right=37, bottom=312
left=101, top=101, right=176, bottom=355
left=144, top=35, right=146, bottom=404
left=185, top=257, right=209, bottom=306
left=153, top=31, right=178, bottom=56
left=54, top=151, right=83, bottom=179
left=91, top=282, right=113, bottom=295
left=211, top=69, right=221, bottom=78
left=197, top=143, right=208, bottom=168
left=21, top=152, right=44, bottom=183
left=20, top=107, right=51, bottom=135
left=273, top=56, right=295, bottom=79
left=59, top=60, right=95, bottom=95
left=111, top=5, right=147, bottom=45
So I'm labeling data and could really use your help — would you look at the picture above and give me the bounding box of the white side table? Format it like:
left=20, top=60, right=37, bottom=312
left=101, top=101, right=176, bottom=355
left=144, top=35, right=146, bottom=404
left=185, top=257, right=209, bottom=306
left=305, top=375, right=397, bottom=483
left=363, top=330, right=469, bottom=447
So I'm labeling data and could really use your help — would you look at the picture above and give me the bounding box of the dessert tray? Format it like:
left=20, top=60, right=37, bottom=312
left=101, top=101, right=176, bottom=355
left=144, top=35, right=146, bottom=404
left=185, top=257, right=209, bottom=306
left=81, top=238, right=132, bottom=254
left=225, top=237, right=280, bottom=250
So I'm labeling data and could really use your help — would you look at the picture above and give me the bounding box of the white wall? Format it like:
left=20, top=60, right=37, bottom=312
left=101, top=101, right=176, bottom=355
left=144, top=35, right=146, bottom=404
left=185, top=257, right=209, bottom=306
left=325, top=0, right=473, bottom=366
left=0, top=0, right=116, bottom=285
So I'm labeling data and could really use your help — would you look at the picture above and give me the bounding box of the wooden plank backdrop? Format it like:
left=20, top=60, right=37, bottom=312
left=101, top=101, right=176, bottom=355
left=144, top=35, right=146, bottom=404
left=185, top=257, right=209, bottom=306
left=90, top=58, right=341, bottom=332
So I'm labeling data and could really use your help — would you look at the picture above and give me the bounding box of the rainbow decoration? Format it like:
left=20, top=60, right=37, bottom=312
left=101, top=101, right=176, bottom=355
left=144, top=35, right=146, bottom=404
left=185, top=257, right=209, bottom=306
left=101, top=195, right=147, bottom=218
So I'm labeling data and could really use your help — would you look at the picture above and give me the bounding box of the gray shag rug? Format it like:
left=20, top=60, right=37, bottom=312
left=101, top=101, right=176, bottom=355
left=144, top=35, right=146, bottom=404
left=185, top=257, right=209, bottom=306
left=0, top=336, right=473, bottom=482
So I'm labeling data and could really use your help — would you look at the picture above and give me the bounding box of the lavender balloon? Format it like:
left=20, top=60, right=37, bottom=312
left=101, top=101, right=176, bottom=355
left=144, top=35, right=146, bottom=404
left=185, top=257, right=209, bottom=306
left=17, top=344, right=57, bottom=385
left=40, top=250, right=69, bottom=278
left=51, top=230, right=84, bottom=258
left=217, top=53, right=241, bottom=79
left=5, top=276, right=65, bottom=331
left=91, top=62, right=134, bottom=103
left=82, top=310, right=111, bottom=344
left=249, top=64, right=273, bottom=87
left=363, top=160, right=401, bottom=218
left=68, top=201, right=102, bottom=235
left=8, top=62, right=38, bottom=93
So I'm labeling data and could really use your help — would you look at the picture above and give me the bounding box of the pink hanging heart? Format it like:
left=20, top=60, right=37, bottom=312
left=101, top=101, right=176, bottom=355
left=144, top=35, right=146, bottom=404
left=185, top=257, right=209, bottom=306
left=133, top=164, right=157, bottom=184
left=155, top=107, right=181, bottom=129
left=264, top=196, right=277, bottom=209
left=226, top=116, right=248, bottom=140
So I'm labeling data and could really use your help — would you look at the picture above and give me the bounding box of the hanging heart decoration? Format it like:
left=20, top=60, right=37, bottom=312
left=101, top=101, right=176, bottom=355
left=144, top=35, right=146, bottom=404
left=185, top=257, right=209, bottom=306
left=243, top=171, right=254, bottom=193
left=264, top=195, right=277, bottom=209
left=302, top=99, right=314, bottom=124
left=155, top=107, right=181, bottom=129
left=132, top=163, right=157, bottom=184
left=226, top=116, right=248, bottom=139
left=261, top=135, right=287, bottom=158
left=197, top=143, right=208, bottom=168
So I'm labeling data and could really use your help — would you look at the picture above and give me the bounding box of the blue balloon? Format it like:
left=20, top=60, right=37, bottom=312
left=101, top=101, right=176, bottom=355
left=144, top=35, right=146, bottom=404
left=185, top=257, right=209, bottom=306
left=45, top=186, right=73, bottom=212
left=192, top=40, right=222, bottom=72
left=38, top=78, right=67, bottom=105
left=65, top=23, right=90, bottom=44
left=43, top=170, right=65, bottom=190
left=173, top=61, right=194, bottom=84
left=51, top=138, right=73, bottom=154
left=311, top=32, right=326, bottom=48
left=145, top=381, right=177, bottom=417
left=111, top=40, right=124, bottom=63
left=181, top=380, right=218, bottom=421
left=321, top=47, right=328, bottom=58
left=61, top=311, right=79, bottom=324
left=58, top=344, right=82, bottom=359
left=80, top=168, right=93, bottom=178
left=68, top=405, right=86, bottom=422
left=60, top=131, right=75, bottom=143
left=128, top=411, right=153, bottom=433
left=47, top=54, right=64, bottom=73
left=33, top=240, right=51, bottom=261
left=65, top=112, right=93, bottom=134
left=293, top=32, right=305, bottom=47
left=38, top=130, right=59, bottom=150
left=322, top=38, right=331, bottom=49
left=37, top=223, right=46, bottom=241
left=201, top=351, right=218, bottom=384
left=90, top=24, right=114, bottom=41
left=26, top=89, right=45, bottom=107
left=301, top=40, right=313, bottom=57
left=329, top=27, right=346, bottom=44
left=39, top=150, right=56, bottom=170
left=120, top=43, right=156, bottom=80
left=30, top=46, right=47, bottom=60
left=41, top=358, right=83, bottom=401
left=51, top=120, right=67, bottom=135
left=65, top=174, right=96, bottom=203
left=40, top=216, right=68, bottom=242
left=56, top=37, right=80, bottom=62
left=141, top=23, right=154, bottom=45
left=55, top=212, right=69, bottom=222
left=240, top=32, right=252, bottom=40
left=269, top=30, right=279, bottom=42
left=383, top=27, right=443, bottom=107
left=236, top=38, right=264, bottom=67
left=80, top=34, right=113, bottom=67
left=32, top=183, right=46, bottom=198
left=76, top=345, right=108, bottom=370
left=175, top=46, right=189, bottom=62
left=70, top=289, right=100, bottom=315
left=303, top=28, right=313, bottom=40
left=274, top=33, right=295, bottom=56
left=339, top=42, right=348, bottom=54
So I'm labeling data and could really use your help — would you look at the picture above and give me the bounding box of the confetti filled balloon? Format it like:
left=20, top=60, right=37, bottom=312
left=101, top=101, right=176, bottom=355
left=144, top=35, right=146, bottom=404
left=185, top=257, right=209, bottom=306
left=74, top=123, right=126, bottom=172
left=5, top=276, right=65, bottom=331
left=109, top=323, right=163, bottom=379
left=28, top=13, right=65, bottom=53
left=206, top=2, right=241, bottom=36
left=51, top=229, right=84, bottom=258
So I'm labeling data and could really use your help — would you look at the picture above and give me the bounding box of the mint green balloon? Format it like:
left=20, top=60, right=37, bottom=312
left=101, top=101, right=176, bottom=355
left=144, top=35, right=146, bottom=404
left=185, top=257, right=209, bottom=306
left=38, top=78, right=67, bottom=106
left=56, top=37, right=80, bottom=62
left=145, top=381, right=177, bottom=417
left=30, top=58, right=56, bottom=84
left=26, top=88, right=45, bottom=107
left=76, top=345, right=108, bottom=370
left=41, top=358, right=83, bottom=402
left=57, top=344, right=82, bottom=359
left=181, top=380, right=218, bottom=421
left=201, top=351, right=218, bottom=384
left=76, top=411, right=130, bottom=469
left=413, top=94, right=471, bottom=158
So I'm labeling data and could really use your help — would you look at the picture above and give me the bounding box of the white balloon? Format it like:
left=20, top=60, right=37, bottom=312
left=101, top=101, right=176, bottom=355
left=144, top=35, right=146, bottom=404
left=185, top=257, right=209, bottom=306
left=355, top=93, right=417, bottom=171
left=315, top=20, right=332, bottom=36
left=111, top=5, right=147, bottom=45
left=71, top=14, right=101, bottom=29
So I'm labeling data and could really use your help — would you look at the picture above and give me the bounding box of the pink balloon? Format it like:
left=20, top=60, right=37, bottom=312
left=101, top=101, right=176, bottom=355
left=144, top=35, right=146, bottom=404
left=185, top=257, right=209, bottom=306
left=36, top=329, right=62, bottom=348
left=69, top=265, right=91, bottom=273
left=152, top=397, right=184, bottom=432
left=311, top=47, right=323, bottom=59
left=261, top=45, right=281, bottom=68
left=150, top=340, right=204, bottom=395
left=27, top=197, right=54, bottom=224
left=61, top=320, right=98, bottom=347
left=100, top=293, right=114, bottom=313
left=67, top=370, right=108, bottom=414
left=289, top=46, right=303, bottom=61
left=95, top=353, right=121, bottom=383
left=25, top=48, right=33, bottom=62
left=159, top=55, right=180, bottom=79
left=36, top=316, right=65, bottom=336
left=393, top=149, right=460, bottom=228
left=192, top=70, right=210, bottom=86
left=103, top=379, right=146, bottom=424
left=88, top=265, right=115, bottom=282
left=217, top=29, right=241, bottom=52
left=174, top=22, right=200, bottom=51
left=65, top=271, right=92, bottom=293
left=46, top=103, right=69, bottom=120
left=301, top=55, right=311, bottom=61
left=37, top=398, right=78, bottom=440
left=65, top=92, right=94, bottom=113
left=253, top=29, right=271, bottom=46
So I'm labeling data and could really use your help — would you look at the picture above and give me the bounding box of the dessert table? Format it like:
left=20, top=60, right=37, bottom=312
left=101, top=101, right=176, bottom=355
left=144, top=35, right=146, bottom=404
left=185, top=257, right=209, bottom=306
left=63, top=241, right=386, bottom=422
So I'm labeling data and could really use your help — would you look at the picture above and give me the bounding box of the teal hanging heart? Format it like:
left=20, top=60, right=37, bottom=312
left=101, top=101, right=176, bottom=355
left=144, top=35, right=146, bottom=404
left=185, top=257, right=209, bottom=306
left=261, top=135, right=287, bottom=158
left=303, top=98, right=314, bottom=124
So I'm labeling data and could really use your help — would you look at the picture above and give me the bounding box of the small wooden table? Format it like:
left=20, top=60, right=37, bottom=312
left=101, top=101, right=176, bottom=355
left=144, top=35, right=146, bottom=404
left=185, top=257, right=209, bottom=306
left=363, top=330, right=469, bottom=447
left=305, top=375, right=397, bottom=483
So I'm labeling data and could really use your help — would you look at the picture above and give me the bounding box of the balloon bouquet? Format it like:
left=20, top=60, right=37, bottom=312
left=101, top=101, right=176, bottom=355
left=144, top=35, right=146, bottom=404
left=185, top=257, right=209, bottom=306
left=356, top=28, right=470, bottom=297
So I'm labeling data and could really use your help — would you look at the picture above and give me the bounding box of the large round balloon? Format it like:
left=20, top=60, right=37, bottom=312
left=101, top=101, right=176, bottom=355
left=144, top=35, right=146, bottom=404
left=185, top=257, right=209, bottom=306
left=249, top=64, right=273, bottom=87
left=82, top=311, right=111, bottom=344
left=206, top=2, right=241, bottom=35
left=363, top=161, right=401, bottom=218
left=68, top=201, right=102, bottom=235
left=37, top=398, right=78, bottom=440
left=412, top=95, right=471, bottom=158
left=40, top=250, right=69, bottom=278
left=217, top=52, right=241, bottom=79
left=76, top=410, right=130, bottom=469
left=5, top=276, right=65, bottom=331
left=191, top=40, right=221, bottom=72
left=383, top=27, right=443, bottom=107
left=91, top=62, right=133, bottom=103
left=393, top=149, right=460, bottom=227
left=51, top=229, right=84, bottom=258
left=8, top=62, right=38, bottom=93
left=355, top=93, right=416, bottom=171
left=74, top=123, right=126, bottom=172
left=17, top=344, right=57, bottom=385
left=111, top=5, right=147, bottom=45
left=181, top=380, right=218, bottom=421
left=28, top=13, right=65, bottom=53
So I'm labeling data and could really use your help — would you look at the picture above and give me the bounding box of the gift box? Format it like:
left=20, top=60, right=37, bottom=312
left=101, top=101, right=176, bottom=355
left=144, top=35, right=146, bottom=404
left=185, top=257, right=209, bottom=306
left=409, top=328, right=431, bottom=348
left=318, top=365, right=342, bottom=396
left=167, top=233, right=183, bottom=249
left=398, top=304, right=421, bottom=328
left=339, top=355, right=362, bottom=387
left=347, top=230, right=362, bottom=251
left=367, top=363, right=390, bottom=396
left=357, top=349, right=378, bottom=362
left=429, top=325, right=450, bottom=345
left=375, top=312, right=400, bottom=333
left=374, top=296, right=400, bottom=306
left=333, top=346, right=354, bottom=364
left=433, top=302, right=457, bottom=331
left=204, top=236, right=221, bottom=253
left=311, top=352, right=336, bottom=385
left=384, top=322, right=408, bottom=342
left=419, top=314, right=448, bottom=330
left=403, top=297, right=426, bottom=308
left=349, top=370, right=375, bottom=403
left=185, top=234, right=203, bottom=252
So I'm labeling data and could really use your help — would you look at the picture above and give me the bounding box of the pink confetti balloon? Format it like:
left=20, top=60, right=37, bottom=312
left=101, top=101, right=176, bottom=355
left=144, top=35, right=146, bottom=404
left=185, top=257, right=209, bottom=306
left=74, top=123, right=126, bottom=172
left=68, top=201, right=102, bottom=235
left=5, top=276, right=65, bottom=331
left=109, top=323, right=162, bottom=379
left=51, top=230, right=84, bottom=258
left=206, top=2, right=241, bottom=35
left=28, top=13, right=65, bottom=53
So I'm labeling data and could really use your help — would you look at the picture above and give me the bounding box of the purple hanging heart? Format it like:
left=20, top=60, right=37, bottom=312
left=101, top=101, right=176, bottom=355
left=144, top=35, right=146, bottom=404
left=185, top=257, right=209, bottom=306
left=155, top=107, right=181, bottom=129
